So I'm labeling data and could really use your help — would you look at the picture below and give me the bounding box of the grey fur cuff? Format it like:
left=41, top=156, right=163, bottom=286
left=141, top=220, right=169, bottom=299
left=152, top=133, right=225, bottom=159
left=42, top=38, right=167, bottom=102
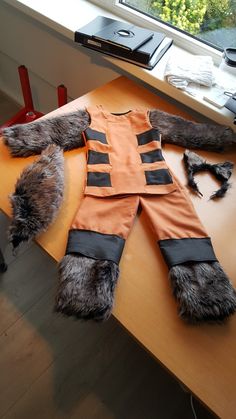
left=169, top=262, right=236, bottom=323
left=9, top=144, right=64, bottom=248
left=149, top=109, right=236, bottom=152
left=3, top=110, right=89, bottom=157
left=55, top=255, right=120, bottom=321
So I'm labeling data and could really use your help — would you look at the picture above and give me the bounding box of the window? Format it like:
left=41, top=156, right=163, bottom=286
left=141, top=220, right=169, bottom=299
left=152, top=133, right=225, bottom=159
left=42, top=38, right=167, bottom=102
left=90, top=0, right=235, bottom=63
left=121, top=0, right=236, bottom=51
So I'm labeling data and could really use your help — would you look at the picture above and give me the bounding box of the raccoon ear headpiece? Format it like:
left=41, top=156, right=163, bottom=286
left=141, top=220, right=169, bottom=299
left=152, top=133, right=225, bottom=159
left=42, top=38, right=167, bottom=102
left=183, top=150, right=234, bottom=199
left=8, top=144, right=64, bottom=249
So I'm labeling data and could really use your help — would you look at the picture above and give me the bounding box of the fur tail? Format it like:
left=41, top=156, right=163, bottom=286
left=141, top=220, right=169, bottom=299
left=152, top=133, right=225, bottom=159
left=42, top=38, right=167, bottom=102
left=9, top=144, right=64, bottom=248
left=55, top=255, right=120, bottom=321
left=169, top=262, right=236, bottom=323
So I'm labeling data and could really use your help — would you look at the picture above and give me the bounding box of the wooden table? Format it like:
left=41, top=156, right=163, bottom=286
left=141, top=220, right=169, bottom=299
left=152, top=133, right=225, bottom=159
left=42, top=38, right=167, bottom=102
left=0, top=76, right=236, bottom=418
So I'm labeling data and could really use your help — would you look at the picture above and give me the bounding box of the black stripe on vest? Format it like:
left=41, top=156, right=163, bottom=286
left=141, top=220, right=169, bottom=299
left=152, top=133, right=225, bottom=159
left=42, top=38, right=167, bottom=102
left=137, top=128, right=160, bottom=146
left=87, top=172, right=111, bottom=187
left=84, top=127, right=107, bottom=144
left=145, top=169, right=173, bottom=185
left=66, top=229, right=125, bottom=264
left=158, top=237, right=217, bottom=268
left=140, top=149, right=164, bottom=163
left=87, top=150, right=110, bottom=165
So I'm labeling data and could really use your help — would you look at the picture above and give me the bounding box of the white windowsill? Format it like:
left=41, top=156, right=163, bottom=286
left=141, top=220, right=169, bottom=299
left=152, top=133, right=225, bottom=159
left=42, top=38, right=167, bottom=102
left=3, top=0, right=236, bottom=131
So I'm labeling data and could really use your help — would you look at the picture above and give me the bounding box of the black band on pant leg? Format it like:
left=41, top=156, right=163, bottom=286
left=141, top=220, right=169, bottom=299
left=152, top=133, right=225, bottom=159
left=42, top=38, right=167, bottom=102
left=66, top=229, right=125, bottom=264
left=158, top=237, right=217, bottom=268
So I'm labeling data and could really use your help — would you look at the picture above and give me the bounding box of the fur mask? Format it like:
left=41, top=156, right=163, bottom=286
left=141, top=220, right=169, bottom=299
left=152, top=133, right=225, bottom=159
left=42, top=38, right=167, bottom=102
left=183, top=150, right=234, bottom=199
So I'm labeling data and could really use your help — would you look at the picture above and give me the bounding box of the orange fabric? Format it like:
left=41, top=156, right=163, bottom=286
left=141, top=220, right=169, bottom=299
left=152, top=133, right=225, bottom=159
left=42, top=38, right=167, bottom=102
left=139, top=188, right=207, bottom=241
left=71, top=106, right=208, bottom=241
left=83, top=105, right=176, bottom=197
left=71, top=185, right=208, bottom=241
left=71, top=195, right=139, bottom=239
left=138, top=140, right=162, bottom=153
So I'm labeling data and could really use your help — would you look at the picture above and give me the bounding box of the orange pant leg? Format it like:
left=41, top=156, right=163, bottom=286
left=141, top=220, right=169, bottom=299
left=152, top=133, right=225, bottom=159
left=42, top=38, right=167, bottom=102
left=66, top=195, right=140, bottom=264
left=140, top=187, right=217, bottom=268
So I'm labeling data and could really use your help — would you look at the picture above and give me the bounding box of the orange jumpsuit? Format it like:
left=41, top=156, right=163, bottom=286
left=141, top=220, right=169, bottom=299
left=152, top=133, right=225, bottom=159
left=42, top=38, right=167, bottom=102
left=66, top=106, right=217, bottom=267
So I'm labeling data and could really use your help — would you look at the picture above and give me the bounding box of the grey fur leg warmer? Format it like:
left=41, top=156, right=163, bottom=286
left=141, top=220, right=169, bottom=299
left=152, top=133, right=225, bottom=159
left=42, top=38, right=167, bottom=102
left=169, top=262, right=236, bottom=323
left=55, top=255, right=120, bottom=321
left=9, top=144, right=64, bottom=248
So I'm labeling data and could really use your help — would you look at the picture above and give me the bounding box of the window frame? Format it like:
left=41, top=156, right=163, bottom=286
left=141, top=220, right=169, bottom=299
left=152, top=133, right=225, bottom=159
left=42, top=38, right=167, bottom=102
left=89, top=0, right=223, bottom=65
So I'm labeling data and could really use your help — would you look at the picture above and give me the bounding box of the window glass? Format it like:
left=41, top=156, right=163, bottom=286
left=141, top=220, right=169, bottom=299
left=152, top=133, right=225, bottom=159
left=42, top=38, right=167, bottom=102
left=120, top=0, right=236, bottom=50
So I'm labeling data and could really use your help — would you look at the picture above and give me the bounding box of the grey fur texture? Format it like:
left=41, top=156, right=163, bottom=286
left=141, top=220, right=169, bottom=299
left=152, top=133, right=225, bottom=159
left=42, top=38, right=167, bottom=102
left=55, top=255, right=120, bottom=321
left=3, top=108, right=236, bottom=157
left=169, top=262, right=236, bottom=323
left=9, top=144, right=64, bottom=248
left=149, top=109, right=236, bottom=152
left=3, top=110, right=89, bottom=157
left=183, top=150, right=234, bottom=199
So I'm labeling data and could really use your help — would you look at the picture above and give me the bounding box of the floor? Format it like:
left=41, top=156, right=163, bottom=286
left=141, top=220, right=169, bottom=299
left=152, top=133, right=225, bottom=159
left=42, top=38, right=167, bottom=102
left=0, top=92, right=215, bottom=419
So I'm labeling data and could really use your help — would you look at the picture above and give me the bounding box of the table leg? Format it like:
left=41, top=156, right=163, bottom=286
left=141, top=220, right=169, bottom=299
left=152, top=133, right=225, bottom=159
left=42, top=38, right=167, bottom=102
left=0, top=248, right=7, bottom=273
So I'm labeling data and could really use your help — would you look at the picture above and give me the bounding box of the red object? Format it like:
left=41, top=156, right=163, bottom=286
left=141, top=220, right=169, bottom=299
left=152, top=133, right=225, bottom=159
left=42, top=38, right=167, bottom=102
left=18, top=65, right=34, bottom=109
left=57, top=84, right=68, bottom=107
left=0, top=65, right=44, bottom=132
left=25, top=111, right=38, bottom=123
left=0, top=65, right=67, bottom=133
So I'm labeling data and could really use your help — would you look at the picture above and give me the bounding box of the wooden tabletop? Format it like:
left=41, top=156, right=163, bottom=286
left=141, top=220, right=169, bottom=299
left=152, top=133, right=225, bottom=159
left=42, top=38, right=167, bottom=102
left=0, top=76, right=236, bottom=418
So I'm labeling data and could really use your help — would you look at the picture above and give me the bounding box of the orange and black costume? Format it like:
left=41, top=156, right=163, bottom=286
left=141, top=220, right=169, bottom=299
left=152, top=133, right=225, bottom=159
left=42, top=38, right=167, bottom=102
left=68, top=106, right=216, bottom=269
left=3, top=106, right=236, bottom=323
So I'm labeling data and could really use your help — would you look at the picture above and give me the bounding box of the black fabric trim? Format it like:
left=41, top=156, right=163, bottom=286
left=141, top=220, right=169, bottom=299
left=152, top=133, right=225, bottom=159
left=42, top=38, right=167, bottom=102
left=84, top=127, right=107, bottom=144
left=112, top=111, right=131, bottom=116
left=66, top=229, right=125, bottom=264
left=159, top=237, right=218, bottom=268
left=87, top=172, right=111, bottom=187
left=145, top=169, right=173, bottom=185
left=137, top=128, right=160, bottom=146
left=140, top=149, right=164, bottom=163
left=87, top=150, right=110, bottom=165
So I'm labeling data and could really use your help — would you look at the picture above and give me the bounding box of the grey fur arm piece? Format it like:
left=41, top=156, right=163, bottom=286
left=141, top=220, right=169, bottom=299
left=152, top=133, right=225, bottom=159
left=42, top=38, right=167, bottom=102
left=2, top=109, right=90, bottom=157
left=149, top=109, right=236, bottom=152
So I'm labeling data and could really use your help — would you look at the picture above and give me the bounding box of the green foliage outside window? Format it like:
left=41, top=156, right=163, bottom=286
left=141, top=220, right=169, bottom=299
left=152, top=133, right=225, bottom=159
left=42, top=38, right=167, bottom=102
left=150, top=0, right=235, bottom=34
left=123, top=0, right=236, bottom=47
left=203, top=0, right=236, bottom=31
left=151, top=0, right=207, bottom=34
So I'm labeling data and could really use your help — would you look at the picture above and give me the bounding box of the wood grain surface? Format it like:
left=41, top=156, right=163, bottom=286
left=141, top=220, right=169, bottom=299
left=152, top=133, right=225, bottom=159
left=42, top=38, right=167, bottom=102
left=0, top=76, right=235, bottom=418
